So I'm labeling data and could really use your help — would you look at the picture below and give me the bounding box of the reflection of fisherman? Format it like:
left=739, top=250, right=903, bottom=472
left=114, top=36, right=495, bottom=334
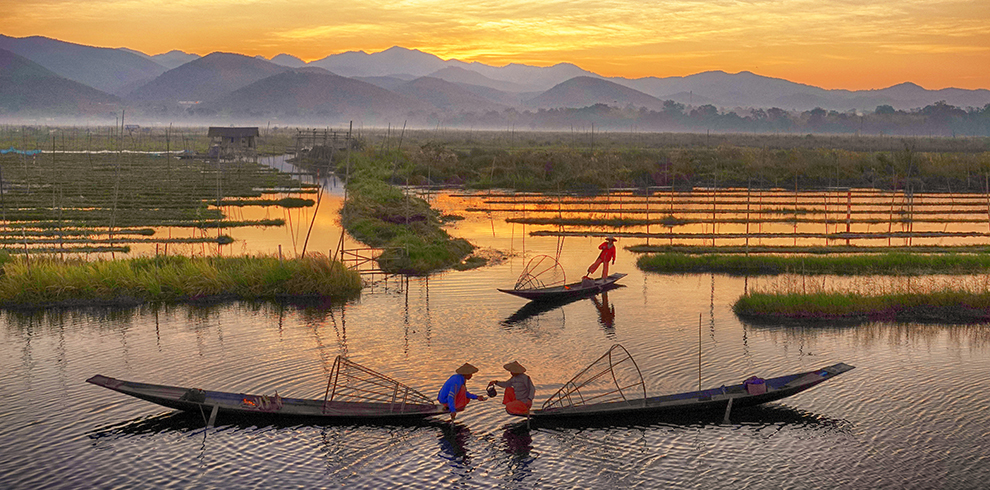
left=438, top=363, right=487, bottom=421
left=591, top=291, right=615, bottom=330
left=585, top=235, right=617, bottom=280
left=488, top=361, right=535, bottom=415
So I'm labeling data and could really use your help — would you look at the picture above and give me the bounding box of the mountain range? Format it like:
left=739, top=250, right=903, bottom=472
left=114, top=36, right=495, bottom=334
left=0, top=34, right=988, bottom=126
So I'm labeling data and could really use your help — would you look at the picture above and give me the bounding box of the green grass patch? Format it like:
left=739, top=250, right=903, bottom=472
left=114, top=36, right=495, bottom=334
left=0, top=253, right=362, bottom=308
left=733, top=290, right=990, bottom=324
left=628, top=245, right=990, bottom=255
left=637, top=252, right=990, bottom=276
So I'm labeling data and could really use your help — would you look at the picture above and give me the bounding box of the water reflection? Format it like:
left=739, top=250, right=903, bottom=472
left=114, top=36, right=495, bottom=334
left=502, top=296, right=584, bottom=326
left=499, top=424, right=536, bottom=484
left=437, top=423, right=472, bottom=464
left=501, top=284, right=624, bottom=327
left=591, top=291, right=616, bottom=335
left=527, top=404, right=853, bottom=432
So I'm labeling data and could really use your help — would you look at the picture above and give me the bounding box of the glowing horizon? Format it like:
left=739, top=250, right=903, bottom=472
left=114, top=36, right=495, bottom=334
left=3, top=0, right=988, bottom=91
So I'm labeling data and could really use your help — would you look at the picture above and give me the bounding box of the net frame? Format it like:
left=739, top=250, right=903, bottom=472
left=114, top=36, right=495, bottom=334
left=541, top=344, right=647, bottom=411
left=514, top=254, right=566, bottom=290
left=322, top=356, right=437, bottom=413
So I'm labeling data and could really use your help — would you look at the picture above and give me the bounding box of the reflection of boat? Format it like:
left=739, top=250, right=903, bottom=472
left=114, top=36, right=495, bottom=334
left=502, top=284, right=625, bottom=325
left=515, top=345, right=853, bottom=421
left=86, top=356, right=446, bottom=422
left=499, top=273, right=627, bottom=301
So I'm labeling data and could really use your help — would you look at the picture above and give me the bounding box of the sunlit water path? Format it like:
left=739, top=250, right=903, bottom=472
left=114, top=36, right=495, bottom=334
left=2, top=184, right=990, bottom=488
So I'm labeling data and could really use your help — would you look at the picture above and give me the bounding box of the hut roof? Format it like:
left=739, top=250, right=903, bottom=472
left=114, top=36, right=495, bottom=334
left=208, top=127, right=259, bottom=138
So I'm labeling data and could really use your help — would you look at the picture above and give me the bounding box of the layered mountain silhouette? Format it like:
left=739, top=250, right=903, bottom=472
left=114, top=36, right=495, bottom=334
left=198, top=69, right=432, bottom=119
left=128, top=52, right=288, bottom=103
left=0, top=49, right=119, bottom=114
left=393, top=77, right=506, bottom=112
left=0, top=35, right=165, bottom=95
left=528, top=76, right=665, bottom=110
left=1, top=34, right=988, bottom=124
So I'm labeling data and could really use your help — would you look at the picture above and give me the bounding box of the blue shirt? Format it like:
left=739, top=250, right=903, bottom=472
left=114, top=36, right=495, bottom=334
left=437, top=374, right=479, bottom=413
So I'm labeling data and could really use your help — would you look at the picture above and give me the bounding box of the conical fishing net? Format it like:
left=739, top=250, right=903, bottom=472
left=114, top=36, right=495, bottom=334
left=322, top=356, right=436, bottom=412
left=514, top=254, right=566, bottom=290
left=541, top=344, right=646, bottom=411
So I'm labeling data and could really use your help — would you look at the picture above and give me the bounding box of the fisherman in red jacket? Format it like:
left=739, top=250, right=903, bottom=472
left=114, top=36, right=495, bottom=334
left=585, top=235, right=617, bottom=280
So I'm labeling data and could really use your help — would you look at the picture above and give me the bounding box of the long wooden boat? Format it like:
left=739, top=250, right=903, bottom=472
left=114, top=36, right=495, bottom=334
left=499, top=273, right=627, bottom=301
left=87, top=356, right=447, bottom=422
left=514, top=345, right=854, bottom=420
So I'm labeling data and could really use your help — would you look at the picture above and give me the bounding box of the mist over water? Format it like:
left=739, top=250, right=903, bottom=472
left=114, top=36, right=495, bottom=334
left=3, top=186, right=990, bottom=488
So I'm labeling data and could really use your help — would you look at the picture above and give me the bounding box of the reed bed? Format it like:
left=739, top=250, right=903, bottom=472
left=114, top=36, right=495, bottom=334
left=638, top=252, right=990, bottom=276
left=0, top=253, right=362, bottom=308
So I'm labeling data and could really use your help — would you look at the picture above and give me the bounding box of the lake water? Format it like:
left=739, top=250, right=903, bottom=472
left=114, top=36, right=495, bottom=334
left=3, top=170, right=990, bottom=488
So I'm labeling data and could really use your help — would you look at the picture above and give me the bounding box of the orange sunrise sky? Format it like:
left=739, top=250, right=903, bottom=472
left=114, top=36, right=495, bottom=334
left=3, top=0, right=988, bottom=91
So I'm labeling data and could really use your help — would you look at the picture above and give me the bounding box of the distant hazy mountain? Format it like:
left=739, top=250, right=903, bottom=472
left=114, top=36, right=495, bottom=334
left=151, top=50, right=200, bottom=69
left=455, top=61, right=600, bottom=93
left=615, top=71, right=824, bottom=108
left=528, top=76, right=665, bottom=110
left=353, top=75, right=418, bottom=91
left=120, top=48, right=199, bottom=70
left=308, top=46, right=448, bottom=78
left=1, top=37, right=988, bottom=122
left=614, top=71, right=990, bottom=111
left=270, top=54, right=307, bottom=68
left=452, top=82, right=533, bottom=107
left=393, top=77, right=507, bottom=112
left=128, top=52, right=288, bottom=103
left=0, top=35, right=166, bottom=95
left=427, top=66, right=530, bottom=93
left=870, top=83, right=990, bottom=111
left=0, top=49, right=119, bottom=114
left=201, top=69, right=432, bottom=122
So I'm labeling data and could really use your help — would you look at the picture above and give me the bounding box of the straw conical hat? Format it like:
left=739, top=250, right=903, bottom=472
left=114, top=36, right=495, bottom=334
left=503, top=361, right=526, bottom=374
left=455, top=363, right=479, bottom=375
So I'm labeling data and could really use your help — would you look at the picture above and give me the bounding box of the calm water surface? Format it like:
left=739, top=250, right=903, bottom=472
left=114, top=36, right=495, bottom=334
left=3, top=182, right=990, bottom=489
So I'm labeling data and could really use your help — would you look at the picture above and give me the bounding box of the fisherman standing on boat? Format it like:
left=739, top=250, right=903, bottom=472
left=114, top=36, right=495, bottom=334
left=488, top=361, right=535, bottom=415
left=438, top=363, right=486, bottom=421
left=584, top=235, right=617, bottom=280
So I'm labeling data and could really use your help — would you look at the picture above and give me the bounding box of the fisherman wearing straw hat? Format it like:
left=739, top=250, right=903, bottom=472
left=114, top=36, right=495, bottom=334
left=438, top=363, right=487, bottom=421
left=584, top=235, right=617, bottom=280
left=488, top=361, right=536, bottom=416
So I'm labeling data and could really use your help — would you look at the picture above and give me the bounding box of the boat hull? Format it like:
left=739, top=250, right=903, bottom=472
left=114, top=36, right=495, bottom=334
left=86, top=375, right=447, bottom=421
left=520, top=362, right=854, bottom=420
left=499, top=273, right=627, bottom=301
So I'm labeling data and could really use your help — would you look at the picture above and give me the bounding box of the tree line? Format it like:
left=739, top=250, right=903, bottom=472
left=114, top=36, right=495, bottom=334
left=435, top=100, right=990, bottom=137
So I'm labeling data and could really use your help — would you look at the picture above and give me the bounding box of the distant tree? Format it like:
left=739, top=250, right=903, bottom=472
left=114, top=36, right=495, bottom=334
left=767, top=107, right=787, bottom=122
left=807, top=107, right=827, bottom=128
left=875, top=104, right=896, bottom=115
left=662, top=100, right=685, bottom=115
left=691, top=104, right=719, bottom=119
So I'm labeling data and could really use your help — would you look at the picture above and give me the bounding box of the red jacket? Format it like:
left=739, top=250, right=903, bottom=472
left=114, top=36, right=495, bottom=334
left=597, top=242, right=616, bottom=263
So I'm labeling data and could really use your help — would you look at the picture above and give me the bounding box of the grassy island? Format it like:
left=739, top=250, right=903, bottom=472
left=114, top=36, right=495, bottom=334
left=733, top=290, right=990, bottom=324
left=637, top=252, right=990, bottom=276
left=0, top=253, right=362, bottom=308
left=329, top=149, right=473, bottom=275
